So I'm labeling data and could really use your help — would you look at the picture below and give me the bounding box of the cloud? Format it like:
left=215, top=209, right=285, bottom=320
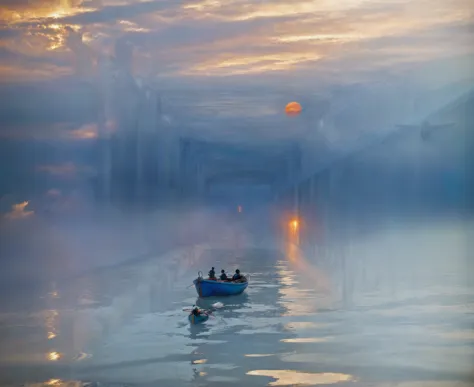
left=67, top=120, right=116, bottom=139
left=36, top=162, right=96, bottom=179
left=0, top=0, right=472, bottom=162
left=122, top=0, right=473, bottom=80
left=0, top=0, right=93, bottom=21
left=57, top=0, right=178, bottom=25
left=46, top=188, right=62, bottom=198
left=0, top=0, right=472, bottom=83
left=0, top=46, right=69, bottom=67
left=4, top=200, right=34, bottom=220
left=0, top=0, right=72, bottom=8
left=68, top=123, right=98, bottom=139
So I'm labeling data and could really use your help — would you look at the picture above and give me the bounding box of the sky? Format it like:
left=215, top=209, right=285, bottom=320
left=0, top=0, right=473, bottom=206
left=0, top=0, right=472, bottom=82
left=1, top=0, right=472, bottom=116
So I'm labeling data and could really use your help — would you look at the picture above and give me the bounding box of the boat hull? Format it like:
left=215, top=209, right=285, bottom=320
left=193, top=278, right=248, bottom=297
left=188, top=313, right=209, bottom=325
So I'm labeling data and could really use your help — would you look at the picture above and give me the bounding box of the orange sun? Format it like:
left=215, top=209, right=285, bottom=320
left=285, top=101, right=302, bottom=116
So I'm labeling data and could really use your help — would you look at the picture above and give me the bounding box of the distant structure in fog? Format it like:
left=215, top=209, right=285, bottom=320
left=95, top=45, right=177, bottom=208
left=397, top=120, right=456, bottom=141
left=93, top=41, right=306, bottom=208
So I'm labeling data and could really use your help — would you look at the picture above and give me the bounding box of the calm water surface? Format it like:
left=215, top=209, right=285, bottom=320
left=0, top=246, right=473, bottom=387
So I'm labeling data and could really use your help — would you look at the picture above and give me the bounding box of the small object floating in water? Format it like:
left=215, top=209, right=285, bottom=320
left=212, top=302, right=224, bottom=309
left=188, top=306, right=211, bottom=325
left=193, top=271, right=248, bottom=298
left=188, top=313, right=209, bottom=325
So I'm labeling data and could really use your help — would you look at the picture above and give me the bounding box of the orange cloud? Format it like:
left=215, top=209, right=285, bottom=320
left=4, top=201, right=34, bottom=220
left=69, top=123, right=98, bottom=139
left=0, top=0, right=472, bottom=85
left=68, top=120, right=116, bottom=140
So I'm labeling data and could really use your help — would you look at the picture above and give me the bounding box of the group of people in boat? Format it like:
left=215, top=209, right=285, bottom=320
left=208, top=267, right=244, bottom=282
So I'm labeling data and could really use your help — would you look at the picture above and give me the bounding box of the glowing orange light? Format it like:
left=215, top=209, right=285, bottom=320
left=290, top=219, right=299, bottom=231
left=48, top=351, right=60, bottom=361
left=70, top=123, right=98, bottom=140
left=285, top=101, right=302, bottom=116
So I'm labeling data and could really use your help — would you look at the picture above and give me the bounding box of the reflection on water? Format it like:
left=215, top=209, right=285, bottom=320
left=47, top=351, right=61, bottom=361
left=284, top=322, right=330, bottom=330
left=281, top=337, right=333, bottom=343
left=245, top=354, right=275, bottom=357
left=192, top=358, right=207, bottom=364
left=45, top=309, right=59, bottom=341
left=0, top=247, right=473, bottom=386
left=45, top=380, right=61, bottom=386
left=24, top=381, right=85, bottom=387
left=276, top=262, right=330, bottom=317
left=47, top=331, right=57, bottom=340
left=247, top=370, right=354, bottom=386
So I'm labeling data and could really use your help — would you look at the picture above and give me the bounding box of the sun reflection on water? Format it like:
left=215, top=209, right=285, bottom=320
left=247, top=370, right=354, bottom=386
left=284, top=322, right=329, bottom=330
left=245, top=354, right=275, bottom=357
left=276, top=263, right=321, bottom=316
left=45, top=379, right=61, bottom=386
left=47, top=331, right=57, bottom=340
left=281, top=337, right=334, bottom=343
left=48, top=351, right=61, bottom=361
left=24, top=380, right=86, bottom=387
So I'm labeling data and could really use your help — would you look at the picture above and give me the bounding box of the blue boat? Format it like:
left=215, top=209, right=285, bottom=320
left=188, top=313, right=209, bottom=325
left=193, top=273, right=249, bottom=297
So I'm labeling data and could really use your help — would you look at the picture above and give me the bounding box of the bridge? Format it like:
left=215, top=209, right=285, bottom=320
left=92, top=48, right=472, bottom=247
left=178, top=138, right=301, bottom=198
left=204, top=170, right=277, bottom=188
left=93, top=83, right=471, bottom=217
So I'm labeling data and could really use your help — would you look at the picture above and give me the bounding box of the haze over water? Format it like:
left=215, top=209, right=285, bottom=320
left=0, top=0, right=473, bottom=386
left=0, top=212, right=472, bottom=386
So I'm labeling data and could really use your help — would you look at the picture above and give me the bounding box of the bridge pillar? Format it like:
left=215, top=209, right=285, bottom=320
left=196, top=162, right=206, bottom=196
left=97, top=118, right=112, bottom=203
left=462, top=93, right=474, bottom=287
left=293, top=185, right=299, bottom=216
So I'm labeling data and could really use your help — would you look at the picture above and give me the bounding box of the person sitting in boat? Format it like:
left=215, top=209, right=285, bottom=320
left=191, top=305, right=202, bottom=316
left=220, top=269, right=228, bottom=281
left=232, top=269, right=242, bottom=281
left=208, top=267, right=216, bottom=280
